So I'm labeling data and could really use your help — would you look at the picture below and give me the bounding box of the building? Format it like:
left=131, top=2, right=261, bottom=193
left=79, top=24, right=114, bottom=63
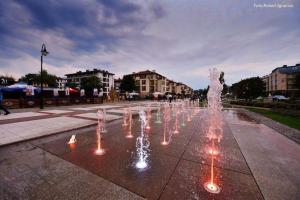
left=128, top=70, right=193, bottom=97
left=114, top=78, right=122, bottom=95
left=65, top=68, right=114, bottom=96
left=175, top=82, right=193, bottom=95
left=263, top=64, right=300, bottom=95
left=56, top=77, right=67, bottom=89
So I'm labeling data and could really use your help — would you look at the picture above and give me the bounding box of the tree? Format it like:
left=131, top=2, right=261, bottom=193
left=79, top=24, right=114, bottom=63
left=19, top=73, right=38, bottom=85
left=231, top=77, right=265, bottom=99
left=120, top=75, right=137, bottom=93
left=40, top=70, right=57, bottom=87
left=219, top=71, right=225, bottom=84
left=0, top=75, right=15, bottom=86
left=65, top=82, right=77, bottom=88
left=219, top=71, right=229, bottom=95
left=19, top=70, right=58, bottom=87
left=80, top=76, right=102, bottom=96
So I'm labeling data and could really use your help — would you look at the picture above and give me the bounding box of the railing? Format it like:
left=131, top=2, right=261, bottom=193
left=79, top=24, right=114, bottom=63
left=3, top=97, right=104, bottom=109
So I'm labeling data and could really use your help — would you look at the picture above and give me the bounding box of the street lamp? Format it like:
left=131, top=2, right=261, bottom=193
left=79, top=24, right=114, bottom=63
left=40, top=44, right=49, bottom=109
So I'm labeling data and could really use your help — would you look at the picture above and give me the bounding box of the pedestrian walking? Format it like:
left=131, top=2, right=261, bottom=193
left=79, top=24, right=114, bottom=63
left=0, top=88, right=10, bottom=115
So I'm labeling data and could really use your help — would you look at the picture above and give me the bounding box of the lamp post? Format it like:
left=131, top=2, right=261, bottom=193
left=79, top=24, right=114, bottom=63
left=40, top=44, right=49, bottom=109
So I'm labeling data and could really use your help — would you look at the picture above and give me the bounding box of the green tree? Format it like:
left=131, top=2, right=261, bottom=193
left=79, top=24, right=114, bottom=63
left=40, top=70, right=57, bottom=87
left=231, top=77, right=265, bottom=99
left=19, top=73, right=38, bottom=85
left=219, top=71, right=225, bottom=84
left=0, top=75, right=15, bottom=86
left=120, top=75, right=137, bottom=93
left=80, top=76, right=102, bottom=96
left=19, top=70, right=57, bottom=87
left=219, top=71, right=229, bottom=95
left=65, top=82, right=78, bottom=88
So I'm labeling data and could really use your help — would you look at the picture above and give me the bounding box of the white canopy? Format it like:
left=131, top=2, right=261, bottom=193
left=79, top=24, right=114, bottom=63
left=129, top=92, right=139, bottom=96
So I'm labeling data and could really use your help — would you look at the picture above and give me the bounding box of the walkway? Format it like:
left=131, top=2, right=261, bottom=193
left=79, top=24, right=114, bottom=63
left=0, top=102, right=157, bottom=146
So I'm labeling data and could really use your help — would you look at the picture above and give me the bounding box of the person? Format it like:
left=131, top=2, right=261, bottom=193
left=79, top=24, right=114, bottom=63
left=0, top=88, right=10, bottom=115
left=168, top=94, right=172, bottom=103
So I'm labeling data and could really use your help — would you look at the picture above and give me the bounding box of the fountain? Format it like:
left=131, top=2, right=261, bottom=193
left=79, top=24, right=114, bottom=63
left=135, top=109, right=150, bottom=169
left=173, top=104, right=180, bottom=134
left=203, top=68, right=223, bottom=194
left=101, top=108, right=108, bottom=133
left=126, top=107, right=133, bottom=138
left=122, top=107, right=129, bottom=126
left=146, top=103, right=152, bottom=119
left=68, top=135, right=76, bottom=144
left=95, top=109, right=105, bottom=155
left=155, top=103, right=162, bottom=124
left=181, top=102, right=186, bottom=127
left=145, top=103, right=151, bottom=130
left=187, top=104, right=192, bottom=122
left=172, top=102, right=176, bottom=117
left=161, top=103, right=171, bottom=145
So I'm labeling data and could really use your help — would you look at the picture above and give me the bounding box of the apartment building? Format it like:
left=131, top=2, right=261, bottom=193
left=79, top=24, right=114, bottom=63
left=114, top=78, right=122, bottom=95
left=175, top=82, right=193, bottom=95
left=263, top=64, right=300, bottom=95
left=65, top=68, right=114, bottom=96
left=128, top=70, right=193, bottom=97
left=56, top=77, right=67, bottom=89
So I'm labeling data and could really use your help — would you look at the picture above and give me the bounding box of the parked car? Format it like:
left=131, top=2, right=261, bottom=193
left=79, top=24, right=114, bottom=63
left=273, top=95, right=289, bottom=101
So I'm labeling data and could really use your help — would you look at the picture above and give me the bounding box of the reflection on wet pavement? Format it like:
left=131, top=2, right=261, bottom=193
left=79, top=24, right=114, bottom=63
left=1, top=108, right=298, bottom=200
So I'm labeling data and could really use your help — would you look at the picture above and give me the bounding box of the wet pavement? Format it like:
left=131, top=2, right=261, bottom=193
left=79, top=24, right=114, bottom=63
left=0, top=108, right=299, bottom=199
left=225, top=110, right=300, bottom=200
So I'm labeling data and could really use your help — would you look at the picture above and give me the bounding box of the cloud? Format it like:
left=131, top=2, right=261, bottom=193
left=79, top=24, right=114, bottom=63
left=0, top=0, right=299, bottom=89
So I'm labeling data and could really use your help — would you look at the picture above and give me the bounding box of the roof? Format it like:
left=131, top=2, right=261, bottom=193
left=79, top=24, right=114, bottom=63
left=131, top=70, right=166, bottom=78
left=114, top=78, right=122, bottom=82
left=272, top=64, right=300, bottom=74
left=128, top=69, right=193, bottom=90
left=65, top=68, right=114, bottom=76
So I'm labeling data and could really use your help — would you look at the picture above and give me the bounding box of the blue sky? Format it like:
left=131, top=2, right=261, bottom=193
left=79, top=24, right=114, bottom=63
left=0, top=0, right=299, bottom=89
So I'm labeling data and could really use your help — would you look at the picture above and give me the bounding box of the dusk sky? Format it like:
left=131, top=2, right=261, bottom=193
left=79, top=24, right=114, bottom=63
left=0, top=0, right=299, bottom=89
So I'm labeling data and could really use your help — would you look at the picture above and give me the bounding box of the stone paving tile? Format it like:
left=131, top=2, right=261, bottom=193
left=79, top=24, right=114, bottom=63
left=40, top=112, right=258, bottom=200
left=2, top=108, right=291, bottom=200
left=228, top=119, right=300, bottom=200
left=107, top=109, right=139, bottom=115
left=60, top=144, right=179, bottom=200
left=0, top=112, right=48, bottom=121
left=39, top=113, right=196, bottom=199
left=70, top=107, right=96, bottom=111
left=88, top=105, right=124, bottom=109
left=39, top=109, right=74, bottom=114
left=240, top=109, right=300, bottom=144
left=73, top=112, right=122, bottom=121
left=183, top=120, right=251, bottom=175
left=0, top=117, right=95, bottom=146
left=0, top=143, right=144, bottom=200
left=159, top=159, right=264, bottom=200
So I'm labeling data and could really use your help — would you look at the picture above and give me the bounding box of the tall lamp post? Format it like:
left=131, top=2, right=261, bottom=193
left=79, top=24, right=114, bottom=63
left=40, top=44, right=49, bottom=109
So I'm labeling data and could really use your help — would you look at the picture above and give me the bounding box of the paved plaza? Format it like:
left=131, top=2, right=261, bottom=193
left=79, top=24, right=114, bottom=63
left=0, top=102, right=299, bottom=200
left=0, top=102, right=139, bottom=146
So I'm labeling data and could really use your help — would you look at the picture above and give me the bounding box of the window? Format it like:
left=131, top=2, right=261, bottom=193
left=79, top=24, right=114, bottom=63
left=142, top=80, right=146, bottom=85
left=150, top=86, right=154, bottom=92
left=142, top=86, right=146, bottom=91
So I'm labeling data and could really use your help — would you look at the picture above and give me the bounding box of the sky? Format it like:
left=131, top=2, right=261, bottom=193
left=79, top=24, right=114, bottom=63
left=0, top=0, right=299, bottom=89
